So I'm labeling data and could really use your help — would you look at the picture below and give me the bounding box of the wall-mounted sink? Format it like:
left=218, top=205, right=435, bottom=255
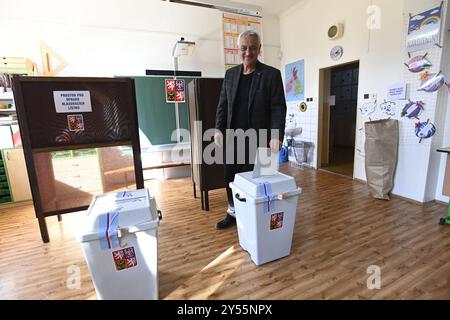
left=285, top=127, right=302, bottom=137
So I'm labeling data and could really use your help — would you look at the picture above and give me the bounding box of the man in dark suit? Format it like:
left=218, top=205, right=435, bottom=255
left=214, top=30, right=287, bottom=229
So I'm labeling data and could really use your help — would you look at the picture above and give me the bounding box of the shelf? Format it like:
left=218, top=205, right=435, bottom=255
left=0, top=100, right=13, bottom=105
left=0, top=91, right=14, bottom=100
left=0, top=109, right=16, bottom=115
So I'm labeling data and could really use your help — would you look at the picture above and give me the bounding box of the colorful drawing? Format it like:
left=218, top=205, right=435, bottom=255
left=285, top=59, right=305, bottom=102
left=380, top=101, right=397, bottom=117
left=360, top=101, right=377, bottom=116
left=112, top=246, right=138, bottom=271
left=415, top=119, right=436, bottom=143
left=404, top=53, right=432, bottom=73
left=165, top=79, right=185, bottom=103
left=418, top=71, right=447, bottom=92
left=270, top=212, right=284, bottom=230
left=401, top=100, right=425, bottom=119
left=67, top=114, right=84, bottom=131
left=407, top=5, right=443, bottom=52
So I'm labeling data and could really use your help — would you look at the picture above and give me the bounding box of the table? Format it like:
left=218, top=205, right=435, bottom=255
left=437, top=147, right=450, bottom=225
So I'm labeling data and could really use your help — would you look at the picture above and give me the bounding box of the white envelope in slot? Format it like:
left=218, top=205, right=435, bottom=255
left=252, top=147, right=279, bottom=178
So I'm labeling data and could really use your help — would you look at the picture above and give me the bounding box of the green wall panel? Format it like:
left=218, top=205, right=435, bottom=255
left=131, top=76, right=194, bottom=146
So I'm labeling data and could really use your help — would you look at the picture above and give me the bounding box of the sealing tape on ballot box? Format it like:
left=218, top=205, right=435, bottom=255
left=258, top=182, right=276, bottom=213
left=98, top=208, right=121, bottom=250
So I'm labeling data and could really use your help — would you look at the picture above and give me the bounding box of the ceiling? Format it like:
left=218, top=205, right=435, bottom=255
left=229, top=0, right=301, bottom=15
left=179, top=0, right=302, bottom=16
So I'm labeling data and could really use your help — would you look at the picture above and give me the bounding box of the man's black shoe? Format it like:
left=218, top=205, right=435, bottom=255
left=216, top=214, right=236, bottom=229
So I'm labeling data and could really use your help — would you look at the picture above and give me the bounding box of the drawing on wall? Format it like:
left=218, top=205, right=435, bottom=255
left=415, top=119, right=436, bottom=143
left=360, top=101, right=377, bottom=116
left=418, top=71, right=448, bottom=92
left=406, top=4, right=443, bottom=52
left=401, top=100, right=425, bottom=120
left=380, top=101, right=397, bottom=117
left=285, top=59, right=305, bottom=102
left=404, top=53, right=432, bottom=73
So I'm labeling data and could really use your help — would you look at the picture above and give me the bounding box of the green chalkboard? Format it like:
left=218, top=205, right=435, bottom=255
left=131, top=76, right=194, bottom=146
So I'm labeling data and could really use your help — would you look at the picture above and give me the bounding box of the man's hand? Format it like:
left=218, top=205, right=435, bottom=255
left=269, top=139, right=282, bottom=152
left=214, top=130, right=223, bottom=148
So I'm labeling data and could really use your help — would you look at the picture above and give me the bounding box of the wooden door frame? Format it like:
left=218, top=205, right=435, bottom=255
left=318, top=60, right=360, bottom=173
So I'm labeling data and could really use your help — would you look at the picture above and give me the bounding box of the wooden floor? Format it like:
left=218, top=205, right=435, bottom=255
left=1, top=164, right=449, bottom=300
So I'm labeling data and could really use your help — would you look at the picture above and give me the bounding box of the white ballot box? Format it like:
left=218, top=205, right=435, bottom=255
left=230, top=151, right=301, bottom=265
left=78, top=188, right=160, bottom=300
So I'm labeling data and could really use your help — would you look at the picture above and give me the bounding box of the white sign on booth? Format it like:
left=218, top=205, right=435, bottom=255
left=53, top=91, right=92, bottom=113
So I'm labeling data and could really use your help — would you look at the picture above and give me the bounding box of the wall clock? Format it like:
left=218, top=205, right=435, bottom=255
left=330, top=46, right=343, bottom=61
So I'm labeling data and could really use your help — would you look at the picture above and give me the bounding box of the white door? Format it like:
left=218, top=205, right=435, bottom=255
left=3, top=148, right=32, bottom=202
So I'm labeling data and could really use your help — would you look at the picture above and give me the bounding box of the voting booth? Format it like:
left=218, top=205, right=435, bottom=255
left=13, top=76, right=144, bottom=243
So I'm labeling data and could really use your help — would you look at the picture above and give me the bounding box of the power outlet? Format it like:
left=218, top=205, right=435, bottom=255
left=371, top=93, right=377, bottom=100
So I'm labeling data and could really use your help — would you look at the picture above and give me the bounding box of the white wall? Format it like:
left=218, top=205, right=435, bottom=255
left=280, top=0, right=450, bottom=202
left=0, top=0, right=281, bottom=77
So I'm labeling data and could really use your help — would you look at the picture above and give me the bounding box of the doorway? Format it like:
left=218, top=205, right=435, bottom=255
left=319, top=61, right=359, bottom=177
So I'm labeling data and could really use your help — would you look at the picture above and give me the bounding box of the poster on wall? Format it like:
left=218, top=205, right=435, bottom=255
left=406, top=5, right=443, bottom=52
left=165, top=79, right=185, bottom=103
left=222, top=13, right=263, bottom=70
left=387, top=83, right=407, bottom=100
left=285, top=59, right=305, bottom=102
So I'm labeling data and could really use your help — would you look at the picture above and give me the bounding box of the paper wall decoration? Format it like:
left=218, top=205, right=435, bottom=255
left=415, top=119, right=436, bottom=143
left=380, top=101, right=397, bottom=116
left=401, top=100, right=425, bottom=119
left=360, top=101, right=377, bottom=116
left=407, top=4, right=443, bottom=52
left=165, top=79, right=185, bottom=103
left=404, top=53, right=432, bottom=73
left=285, top=59, right=305, bottom=102
left=418, top=71, right=447, bottom=92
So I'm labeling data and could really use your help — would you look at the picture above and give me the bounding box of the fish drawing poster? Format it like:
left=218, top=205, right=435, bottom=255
left=285, top=59, right=305, bottom=102
left=165, top=79, right=185, bottom=103
left=407, top=5, right=443, bottom=52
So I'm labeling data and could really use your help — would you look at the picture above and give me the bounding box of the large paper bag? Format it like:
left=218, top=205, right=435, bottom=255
left=364, top=119, right=399, bottom=200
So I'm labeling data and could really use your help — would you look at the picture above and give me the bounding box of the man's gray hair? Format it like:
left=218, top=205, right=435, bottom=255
left=238, top=30, right=262, bottom=47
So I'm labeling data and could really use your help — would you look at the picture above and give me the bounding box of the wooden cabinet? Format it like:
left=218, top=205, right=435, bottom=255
left=0, top=148, right=32, bottom=204
left=0, top=153, right=12, bottom=204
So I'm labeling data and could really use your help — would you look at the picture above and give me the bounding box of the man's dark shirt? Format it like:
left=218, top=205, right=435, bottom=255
left=231, top=72, right=254, bottom=130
